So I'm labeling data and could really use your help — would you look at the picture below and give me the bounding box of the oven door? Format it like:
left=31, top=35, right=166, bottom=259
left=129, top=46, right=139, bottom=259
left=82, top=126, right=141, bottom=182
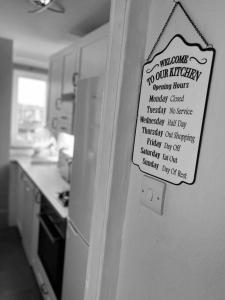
left=38, top=213, right=66, bottom=300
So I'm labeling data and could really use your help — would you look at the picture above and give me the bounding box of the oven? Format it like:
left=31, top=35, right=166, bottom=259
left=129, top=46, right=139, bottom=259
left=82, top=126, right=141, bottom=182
left=38, top=195, right=67, bottom=300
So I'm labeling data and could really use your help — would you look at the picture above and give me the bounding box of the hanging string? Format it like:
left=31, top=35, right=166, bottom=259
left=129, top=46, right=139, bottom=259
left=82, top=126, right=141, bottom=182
left=146, top=0, right=212, bottom=62
left=178, top=2, right=210, bottom=47
left=146, top=1, right=179, bottom=62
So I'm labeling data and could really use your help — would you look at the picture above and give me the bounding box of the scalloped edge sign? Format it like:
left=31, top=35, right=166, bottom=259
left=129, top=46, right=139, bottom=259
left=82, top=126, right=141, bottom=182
left=132, top=34, right=215, bottom=185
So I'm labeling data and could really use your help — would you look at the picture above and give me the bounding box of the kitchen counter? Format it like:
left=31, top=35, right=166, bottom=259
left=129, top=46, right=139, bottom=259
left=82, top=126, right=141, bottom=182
left=11, top=155, right=70, bottom=218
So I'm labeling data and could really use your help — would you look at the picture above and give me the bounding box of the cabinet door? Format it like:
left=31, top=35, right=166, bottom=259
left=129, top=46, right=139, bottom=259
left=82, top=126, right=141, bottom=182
left=57, top=100, right=74, bottom=134
left=62, top=47, right=77, bottom=95
left=16, top=166, right=25, bottom=236
left=48, top=48, right=77, bottom=136
left=62, top=221, right=89, bottom=300
left=31, top=188, right=41, bottom=266
left=47, top=55, right=63, bottom=136
left=22, top=176, right=35, bottom=264
left=69, top=77, right=104, bottom=243
left=34, top=262, right=56, bottom=300
left=79, top=36, right=108, bottom=79
left=9, top=162, right=18, bottom=226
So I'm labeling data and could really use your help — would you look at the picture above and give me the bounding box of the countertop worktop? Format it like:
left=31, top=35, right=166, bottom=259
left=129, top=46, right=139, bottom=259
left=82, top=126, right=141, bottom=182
left=11, top=155, right=70, bottom=218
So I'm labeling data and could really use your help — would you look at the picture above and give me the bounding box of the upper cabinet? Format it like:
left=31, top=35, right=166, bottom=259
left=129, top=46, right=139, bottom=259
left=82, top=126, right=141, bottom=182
left=78, top=25, right=108, bottom=80
left=47, top=55, right=63, bottom=136
left=47, top=46, right=78, bottom=136
left=47, top=24, right=109, bottom=137
left=62, top=47, right=78, bottom=96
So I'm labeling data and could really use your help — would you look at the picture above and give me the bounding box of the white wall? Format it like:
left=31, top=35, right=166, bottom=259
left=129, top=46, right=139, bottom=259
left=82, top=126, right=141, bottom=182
left=0, top=38, right=13, bottom=227
left=112, top=0, right=225, bottom=300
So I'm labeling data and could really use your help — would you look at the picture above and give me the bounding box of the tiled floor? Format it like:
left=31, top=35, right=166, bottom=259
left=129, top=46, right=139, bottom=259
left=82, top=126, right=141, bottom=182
left=0, top=227, right=43, bottom=300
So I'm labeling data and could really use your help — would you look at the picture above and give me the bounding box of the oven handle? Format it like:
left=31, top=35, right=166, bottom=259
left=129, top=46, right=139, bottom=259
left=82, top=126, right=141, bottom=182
left=48, top=214, right=65, bottom=239
left=38, top=214, right=63, bottom=244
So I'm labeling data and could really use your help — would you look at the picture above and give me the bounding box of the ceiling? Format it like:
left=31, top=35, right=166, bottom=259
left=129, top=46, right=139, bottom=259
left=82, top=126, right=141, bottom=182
left=0, top=0, right=111, bottom=68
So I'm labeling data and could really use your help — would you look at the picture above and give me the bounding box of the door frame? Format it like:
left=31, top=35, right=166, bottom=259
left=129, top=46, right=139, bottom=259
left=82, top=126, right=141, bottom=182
left=84, top=0, right=151, bottom=300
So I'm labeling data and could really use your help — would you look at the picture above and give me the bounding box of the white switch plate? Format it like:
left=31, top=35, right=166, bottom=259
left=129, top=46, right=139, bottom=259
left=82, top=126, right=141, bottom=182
left=140, top=175, right=166, bottom=215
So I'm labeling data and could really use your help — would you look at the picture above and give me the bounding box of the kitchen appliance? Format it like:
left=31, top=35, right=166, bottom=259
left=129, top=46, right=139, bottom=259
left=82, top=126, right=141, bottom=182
left=57, top=148, right=73, bottom=183
left=62, top=76, right=104, bottom=300
left=58, top=190, right=70, bottom=207
left=38, top=195, right=67, bottom=300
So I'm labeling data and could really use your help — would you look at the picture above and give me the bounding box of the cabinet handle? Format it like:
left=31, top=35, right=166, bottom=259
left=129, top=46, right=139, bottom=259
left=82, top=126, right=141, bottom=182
left=40, top=283, right=49, bottom=295
left=35, top=192, right=41, bottom=204
left=72, top=72, right=79, bottom=87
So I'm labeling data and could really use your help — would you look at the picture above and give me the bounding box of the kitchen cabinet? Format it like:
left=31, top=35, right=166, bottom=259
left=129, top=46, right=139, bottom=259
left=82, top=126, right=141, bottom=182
left=62, top=221, right=88, bottom=300
left=47, top=46, right=77, bottom=136
left=16, top=165, right=25, bottom=236
left=68, top=76, right=104, bottom=243
left=62, top=47, right=77, bottom=95
left=13, top=164, right=41, bottom=265
left=33, top=260, right=56, bottom=300
left=10, top=162, right=26, bottom=235
left=47, top=55, right=63, bottom=136
left=47, top=24, right=108, bottom=137
left=30, top=186, right=41, bottom=266
left=61, top=25, right=108, bottom=300
left=78, top=33, right=108, bottom=80
left=10, top=159, right=69, bottom=300
left=22, top=175, right=35, bottom=264
left=56, top=100, right=74, bottom=134
left=62, top=77, right=104, bottom=300
left=9, top=162, right=18, bottom=226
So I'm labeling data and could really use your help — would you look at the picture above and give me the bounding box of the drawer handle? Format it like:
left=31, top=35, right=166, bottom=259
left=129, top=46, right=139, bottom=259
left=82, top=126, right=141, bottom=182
left=40, top=283, right=49, bottom=295
left=35, top=192, right=41, bottom=204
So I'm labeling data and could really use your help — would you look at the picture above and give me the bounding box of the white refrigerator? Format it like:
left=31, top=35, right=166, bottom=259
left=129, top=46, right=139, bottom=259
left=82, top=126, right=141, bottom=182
left=62, top=76, right=104, bottom=300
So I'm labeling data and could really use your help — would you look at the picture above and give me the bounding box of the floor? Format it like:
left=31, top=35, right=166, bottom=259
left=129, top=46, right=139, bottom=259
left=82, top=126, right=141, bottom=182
left=0, top=227, right=43, bottom=300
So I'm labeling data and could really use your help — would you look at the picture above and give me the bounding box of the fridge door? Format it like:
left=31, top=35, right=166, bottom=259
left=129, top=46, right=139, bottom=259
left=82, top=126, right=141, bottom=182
left=62, top=220, right=89, bottom=300
left=69, top=76, right=104, bottom=243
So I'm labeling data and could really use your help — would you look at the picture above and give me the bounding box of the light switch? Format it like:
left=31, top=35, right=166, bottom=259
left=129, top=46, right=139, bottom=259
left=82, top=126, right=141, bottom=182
left=141, top=175, right=166, bottom=215
left=146, top=188, right=153, bottom=202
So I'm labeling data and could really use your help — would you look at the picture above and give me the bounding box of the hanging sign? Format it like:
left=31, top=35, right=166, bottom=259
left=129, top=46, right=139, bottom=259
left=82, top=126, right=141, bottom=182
left=133, top=34, right=215, bottom=185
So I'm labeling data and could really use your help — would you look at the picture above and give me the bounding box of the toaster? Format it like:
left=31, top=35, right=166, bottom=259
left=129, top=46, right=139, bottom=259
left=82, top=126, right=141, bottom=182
left=58, top=148, right=73, bottom=183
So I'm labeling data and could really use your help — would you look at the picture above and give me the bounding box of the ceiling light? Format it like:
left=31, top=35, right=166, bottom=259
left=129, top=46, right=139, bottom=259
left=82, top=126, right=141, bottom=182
left=28, top=0, right=65, bottom=14
left=39, top=0, right=51, bottom=4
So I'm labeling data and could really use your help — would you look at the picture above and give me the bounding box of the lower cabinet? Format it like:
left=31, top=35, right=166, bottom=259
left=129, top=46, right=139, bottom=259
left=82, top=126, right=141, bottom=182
left=13, top=164, right=40, bottom=265
left=13, top=163, right=58, bottom=300
left=31, top=187, right=41, bottom=266
left=22, top=175, right=35, bottom=264
left=62, top=221, right=89, bottom=300
left=15, top=165, right=25, bottom=235
left=33, top=256, right=56, bottom=300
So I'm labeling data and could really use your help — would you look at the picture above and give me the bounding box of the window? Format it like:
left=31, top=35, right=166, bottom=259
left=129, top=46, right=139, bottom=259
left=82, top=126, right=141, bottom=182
left=11, top=70, right=48, bottom=147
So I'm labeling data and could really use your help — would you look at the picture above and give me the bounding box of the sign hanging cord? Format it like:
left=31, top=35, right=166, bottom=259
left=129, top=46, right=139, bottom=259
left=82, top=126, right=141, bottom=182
left=146, top=1, right=212, bottom=62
